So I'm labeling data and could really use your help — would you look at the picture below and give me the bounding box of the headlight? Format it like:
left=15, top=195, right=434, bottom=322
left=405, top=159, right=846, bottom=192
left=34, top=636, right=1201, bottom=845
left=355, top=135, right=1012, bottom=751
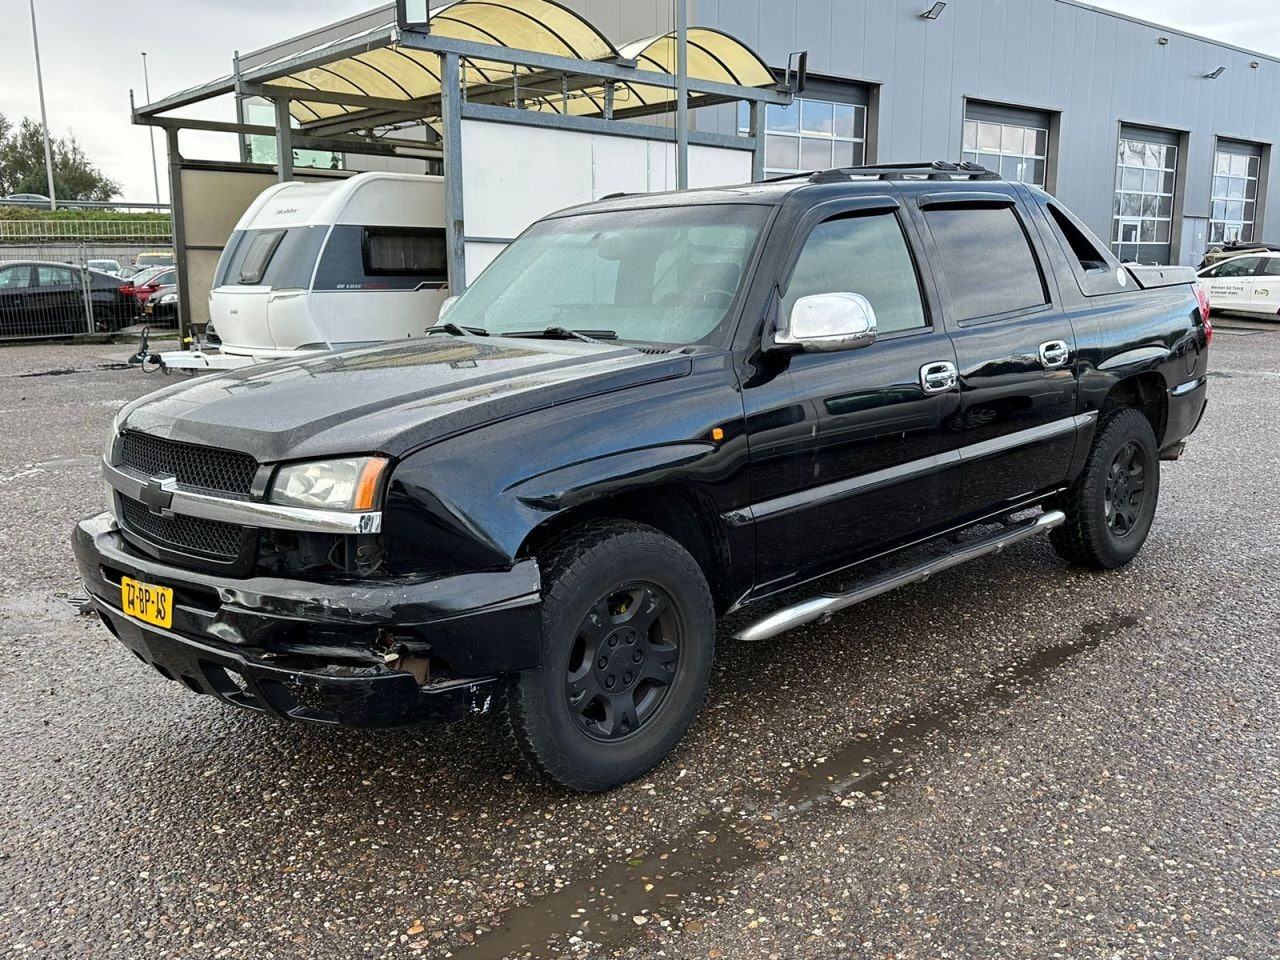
left=158, top=292, right=178, bottom=304
left=269, top=457, right=389, bottom=512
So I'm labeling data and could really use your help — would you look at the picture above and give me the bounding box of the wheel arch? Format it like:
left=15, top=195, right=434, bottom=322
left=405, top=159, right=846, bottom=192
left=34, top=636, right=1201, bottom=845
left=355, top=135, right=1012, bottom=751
left=517, top=483, right=735, bottom=614
left=1102, top=371, right=1168, bottom=445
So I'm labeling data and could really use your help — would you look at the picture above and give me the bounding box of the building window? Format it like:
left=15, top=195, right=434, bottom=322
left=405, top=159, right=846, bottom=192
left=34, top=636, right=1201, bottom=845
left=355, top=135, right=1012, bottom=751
left=1210, top=146, right=1261, bottom=244
left=961, top=118, right=1048, bottom=186
left=739, top=97, right=866, bottom=177
left=1113, top=134, right=1177, bottom=264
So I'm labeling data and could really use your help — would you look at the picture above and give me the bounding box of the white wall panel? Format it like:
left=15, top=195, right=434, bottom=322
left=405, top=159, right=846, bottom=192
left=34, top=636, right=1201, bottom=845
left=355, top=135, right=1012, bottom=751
left=460, top=120, right=752, bottom=281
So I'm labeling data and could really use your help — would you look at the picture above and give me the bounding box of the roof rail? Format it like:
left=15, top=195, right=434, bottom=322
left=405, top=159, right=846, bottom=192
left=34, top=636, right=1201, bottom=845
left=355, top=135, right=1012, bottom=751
left=766, top=161, right=1002, bottom=184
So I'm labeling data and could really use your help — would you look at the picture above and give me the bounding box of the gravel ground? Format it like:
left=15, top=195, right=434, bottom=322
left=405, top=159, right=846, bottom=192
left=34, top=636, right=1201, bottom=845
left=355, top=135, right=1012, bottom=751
left=0, top=329, right=1277, bottom=959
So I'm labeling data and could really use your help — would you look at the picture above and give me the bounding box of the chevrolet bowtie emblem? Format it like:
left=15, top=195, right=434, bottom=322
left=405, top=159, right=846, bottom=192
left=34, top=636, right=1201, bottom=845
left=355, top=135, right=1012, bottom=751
left=140, top=476, right=175, bottom=515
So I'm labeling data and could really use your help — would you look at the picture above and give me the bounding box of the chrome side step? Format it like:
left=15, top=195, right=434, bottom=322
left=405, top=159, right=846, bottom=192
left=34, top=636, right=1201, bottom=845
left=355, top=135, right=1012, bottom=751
left=733, top=510, right=1066, bottom=643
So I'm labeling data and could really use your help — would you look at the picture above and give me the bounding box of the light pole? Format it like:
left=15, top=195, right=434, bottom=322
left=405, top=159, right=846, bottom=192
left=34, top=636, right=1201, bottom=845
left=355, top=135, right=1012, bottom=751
left=141, top=52, right=161, bottom=203
left=27, top=0, right=57, bottom=210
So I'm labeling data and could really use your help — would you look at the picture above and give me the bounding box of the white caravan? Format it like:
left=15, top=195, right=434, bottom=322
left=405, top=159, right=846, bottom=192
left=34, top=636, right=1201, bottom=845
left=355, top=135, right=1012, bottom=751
left=162, top=172, right=448, bottom=370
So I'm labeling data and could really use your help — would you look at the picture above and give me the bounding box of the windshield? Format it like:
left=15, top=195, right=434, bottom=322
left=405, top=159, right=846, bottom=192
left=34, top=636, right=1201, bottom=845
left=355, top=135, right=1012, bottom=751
left=445, top=203, right=770, bottom=346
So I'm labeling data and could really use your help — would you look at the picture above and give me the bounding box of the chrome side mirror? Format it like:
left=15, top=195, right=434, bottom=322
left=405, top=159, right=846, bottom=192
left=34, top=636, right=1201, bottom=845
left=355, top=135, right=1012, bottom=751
left=773, top=292, right=878, bottom=353
left=438, top=294, right=460, bottom=319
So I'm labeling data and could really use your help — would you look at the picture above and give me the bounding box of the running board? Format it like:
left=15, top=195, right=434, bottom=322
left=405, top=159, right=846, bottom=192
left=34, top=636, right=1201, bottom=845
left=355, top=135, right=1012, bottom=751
left=733, top=510, right=1066, bottom=643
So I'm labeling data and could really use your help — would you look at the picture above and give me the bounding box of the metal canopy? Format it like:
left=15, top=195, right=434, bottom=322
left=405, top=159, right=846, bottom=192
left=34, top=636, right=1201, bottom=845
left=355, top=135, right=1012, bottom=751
left=131, top=0, right=791, bottom=340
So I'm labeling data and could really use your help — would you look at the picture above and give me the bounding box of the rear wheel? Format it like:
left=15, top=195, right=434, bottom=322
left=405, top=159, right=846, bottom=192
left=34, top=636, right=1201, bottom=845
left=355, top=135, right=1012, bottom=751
left=1051, top=408, right=1160, bottom=569
left=505, top=521, right=714, bottom=791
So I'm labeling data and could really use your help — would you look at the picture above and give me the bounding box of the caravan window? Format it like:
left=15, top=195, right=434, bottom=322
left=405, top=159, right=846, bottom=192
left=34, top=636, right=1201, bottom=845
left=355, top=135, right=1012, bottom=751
left=237, top=230, right=286, bottom=284
left=363, top=227, right=448, bottom=280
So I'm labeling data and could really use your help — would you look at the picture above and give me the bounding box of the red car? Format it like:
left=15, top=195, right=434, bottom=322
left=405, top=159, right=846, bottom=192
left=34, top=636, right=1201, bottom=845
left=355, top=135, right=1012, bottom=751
left=120, top=267, right=176, bottom=307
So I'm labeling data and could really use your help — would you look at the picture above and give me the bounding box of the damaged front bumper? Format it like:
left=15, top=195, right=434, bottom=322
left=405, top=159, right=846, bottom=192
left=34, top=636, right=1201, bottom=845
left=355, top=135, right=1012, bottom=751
left=72, top=512, right=542, bottom=728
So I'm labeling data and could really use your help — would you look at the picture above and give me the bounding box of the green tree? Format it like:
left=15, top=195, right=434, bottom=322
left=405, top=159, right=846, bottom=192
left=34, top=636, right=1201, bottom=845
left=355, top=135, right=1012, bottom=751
left=0, top=114, right=120, bottom=202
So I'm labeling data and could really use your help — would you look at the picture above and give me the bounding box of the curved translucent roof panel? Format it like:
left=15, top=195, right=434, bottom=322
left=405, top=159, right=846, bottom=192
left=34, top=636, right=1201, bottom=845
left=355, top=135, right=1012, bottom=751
left=542, top=28, right=776, bottom=118
left=253, top=1, right=774, bottom=127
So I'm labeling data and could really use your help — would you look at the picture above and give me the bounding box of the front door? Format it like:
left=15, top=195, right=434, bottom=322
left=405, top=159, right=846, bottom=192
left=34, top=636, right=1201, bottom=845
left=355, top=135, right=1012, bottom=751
left=742, top=200, right=961, bottom=592
left=912, top=196, right=1080, bottom=519
left=0, top=264, right=34, bottom=335
left=1200, top=255, right=1261, bottom=313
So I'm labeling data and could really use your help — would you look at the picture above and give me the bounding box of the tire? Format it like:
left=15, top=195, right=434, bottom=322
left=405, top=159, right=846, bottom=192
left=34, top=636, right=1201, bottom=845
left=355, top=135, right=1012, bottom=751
left=1051, top=408, right=1160, bottom=569
left=505, top=520, right=715, bottom=791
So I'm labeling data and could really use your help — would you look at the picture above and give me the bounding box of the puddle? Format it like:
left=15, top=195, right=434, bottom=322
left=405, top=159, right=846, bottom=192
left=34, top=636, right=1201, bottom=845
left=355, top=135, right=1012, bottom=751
left=33, top=456, right=97, bottom=470
left=15, top=368, right=82, bottom=378
left=460, top=612, right=1139, bottom=959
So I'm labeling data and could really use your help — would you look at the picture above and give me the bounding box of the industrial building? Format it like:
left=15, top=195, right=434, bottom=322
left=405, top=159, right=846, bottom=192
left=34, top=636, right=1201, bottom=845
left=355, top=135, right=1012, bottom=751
left=236, top=0, right=1278, bottom=269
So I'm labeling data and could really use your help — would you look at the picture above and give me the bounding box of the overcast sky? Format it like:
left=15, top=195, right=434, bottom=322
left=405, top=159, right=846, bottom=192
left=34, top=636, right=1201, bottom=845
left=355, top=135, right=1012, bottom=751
left=1, top=0, right=1277, bottom=203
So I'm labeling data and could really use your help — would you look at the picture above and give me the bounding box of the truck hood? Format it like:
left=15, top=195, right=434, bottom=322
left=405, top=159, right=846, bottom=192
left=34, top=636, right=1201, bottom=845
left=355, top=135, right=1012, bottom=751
left=119, top=337, right=691, bottom=462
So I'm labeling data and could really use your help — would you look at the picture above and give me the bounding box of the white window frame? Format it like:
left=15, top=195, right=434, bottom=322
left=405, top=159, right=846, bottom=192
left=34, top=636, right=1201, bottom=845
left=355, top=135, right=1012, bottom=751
left=739, top=97, right=867, bottom=178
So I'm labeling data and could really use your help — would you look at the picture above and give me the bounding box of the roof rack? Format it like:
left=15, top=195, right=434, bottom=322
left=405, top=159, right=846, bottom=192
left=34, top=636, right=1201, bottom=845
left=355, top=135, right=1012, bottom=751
left=767, top=161, right=1002, bottom=184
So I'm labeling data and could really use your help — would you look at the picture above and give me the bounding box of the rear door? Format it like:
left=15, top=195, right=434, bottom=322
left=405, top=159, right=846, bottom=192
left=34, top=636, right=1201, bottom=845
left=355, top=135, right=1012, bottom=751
left=1199, top=255, right=1261, bottom=312
left=741, top=195, right=962, bottom=590
left=908, top=188, right=1080, bottom=520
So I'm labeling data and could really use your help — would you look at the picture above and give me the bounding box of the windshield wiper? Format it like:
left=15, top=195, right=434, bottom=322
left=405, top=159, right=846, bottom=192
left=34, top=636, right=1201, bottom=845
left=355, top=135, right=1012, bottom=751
left=425, top=322, right=489, bottom=337
left=503, top=326, right=618, bottom=344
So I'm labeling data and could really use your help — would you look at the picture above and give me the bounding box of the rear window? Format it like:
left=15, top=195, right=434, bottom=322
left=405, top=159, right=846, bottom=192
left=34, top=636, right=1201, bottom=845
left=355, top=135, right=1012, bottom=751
left=925, top=205, right=1048, bottom=322
left=237, top=230, right=286, bottom=285
left=363, top=227, right=447, bottom=279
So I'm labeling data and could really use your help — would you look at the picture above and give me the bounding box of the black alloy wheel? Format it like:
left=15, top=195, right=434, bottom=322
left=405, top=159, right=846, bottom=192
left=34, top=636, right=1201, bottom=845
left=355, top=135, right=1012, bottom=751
left=505, top=520, right=715, bottom=791
left=1051, top=407, right=1161, bottom=569
left=1103, top=440, right=1149, bottom=539
left=565, top=582, right=681, bottom=741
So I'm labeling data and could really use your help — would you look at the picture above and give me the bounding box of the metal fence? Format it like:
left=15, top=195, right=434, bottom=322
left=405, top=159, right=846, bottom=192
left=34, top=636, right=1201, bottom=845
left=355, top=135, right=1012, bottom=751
left=0, top=219, right=175, bottom=340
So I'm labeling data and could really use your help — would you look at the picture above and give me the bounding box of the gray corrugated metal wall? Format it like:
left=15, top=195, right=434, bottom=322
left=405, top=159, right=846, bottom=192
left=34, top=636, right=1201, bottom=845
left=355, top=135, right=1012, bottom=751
left=243, top=0, right=1279, bottom=265
left=578, top=0, right=1278, bottom=264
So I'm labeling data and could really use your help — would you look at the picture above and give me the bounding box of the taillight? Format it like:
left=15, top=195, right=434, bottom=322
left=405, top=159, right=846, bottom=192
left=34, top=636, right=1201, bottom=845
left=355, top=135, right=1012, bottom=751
left=1193, top=285, right=1212, bottom=345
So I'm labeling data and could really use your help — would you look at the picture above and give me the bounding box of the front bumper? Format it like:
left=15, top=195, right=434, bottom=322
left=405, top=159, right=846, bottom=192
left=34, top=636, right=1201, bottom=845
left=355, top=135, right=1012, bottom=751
left=73, top=512, right=542, bottom=728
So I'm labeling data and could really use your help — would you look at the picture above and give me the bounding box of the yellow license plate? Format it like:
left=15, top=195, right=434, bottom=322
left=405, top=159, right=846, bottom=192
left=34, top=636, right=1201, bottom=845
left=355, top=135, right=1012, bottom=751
left=121, top=576, right=174, bottom=629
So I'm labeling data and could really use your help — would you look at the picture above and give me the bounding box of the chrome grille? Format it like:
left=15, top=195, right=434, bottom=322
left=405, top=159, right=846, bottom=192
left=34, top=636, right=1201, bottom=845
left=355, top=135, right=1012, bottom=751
left=119, top=495, right=245, bottom=560
left=119, top=432, right=258, bottom=495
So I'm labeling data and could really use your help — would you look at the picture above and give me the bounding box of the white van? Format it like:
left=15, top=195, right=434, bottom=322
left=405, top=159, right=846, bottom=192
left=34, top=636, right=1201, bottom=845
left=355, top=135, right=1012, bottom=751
left=171, top=172, right=449, bottom=368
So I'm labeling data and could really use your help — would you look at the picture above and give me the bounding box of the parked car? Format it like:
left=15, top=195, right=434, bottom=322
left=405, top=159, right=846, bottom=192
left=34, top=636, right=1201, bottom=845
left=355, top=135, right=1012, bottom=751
left=0, top=260, right=136, bottom=335
left=2, top=193, right=52, bottom=207
left=1199, top=240, right=1280, bottom=270
left=87, top=259, right=124, bottom=277
left=74, top=162, right=1211, bottom=791
left=121, top=267, right=176, bottom=307
left=143, top=283, right=179, bottom=325
left=1197, top=251, right=1280, bottom=319
left=134, top=251, right=175, bottom=269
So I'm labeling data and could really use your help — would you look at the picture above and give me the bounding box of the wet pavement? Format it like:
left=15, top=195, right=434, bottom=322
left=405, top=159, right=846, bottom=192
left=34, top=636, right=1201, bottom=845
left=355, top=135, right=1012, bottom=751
left=1, top=330, right=1277, bottom=959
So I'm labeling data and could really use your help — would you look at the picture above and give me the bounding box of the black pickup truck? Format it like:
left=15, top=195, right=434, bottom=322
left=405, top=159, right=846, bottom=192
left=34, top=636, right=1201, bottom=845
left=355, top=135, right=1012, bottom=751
left=74, top=161, right=1211, bottom=791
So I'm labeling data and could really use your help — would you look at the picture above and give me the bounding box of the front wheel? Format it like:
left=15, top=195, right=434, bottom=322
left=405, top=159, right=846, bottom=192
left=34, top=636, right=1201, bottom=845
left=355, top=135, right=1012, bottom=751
left=1051, top=408, right=1160, bottom=569
left=505, top=521, right=715, bottom=791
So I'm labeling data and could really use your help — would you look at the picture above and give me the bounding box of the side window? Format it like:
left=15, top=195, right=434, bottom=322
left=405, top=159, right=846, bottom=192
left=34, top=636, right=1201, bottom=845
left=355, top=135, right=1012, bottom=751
left=1215, top=256, right=1260, bottom=278
left=1045, top=202, right=1128, bottom=297
left=782, top=211, right=928, bottom=335
left=237, top=229, right=286, bottom=285
left=1260, top=259, right=1280, bottom=278
left=0, top=266, right=32, bottom=289
left=924, top=205, right=1048, bottom=321
left=363, top=227, right=448, bottom=281
left=36, top=265, right=75, bottom=287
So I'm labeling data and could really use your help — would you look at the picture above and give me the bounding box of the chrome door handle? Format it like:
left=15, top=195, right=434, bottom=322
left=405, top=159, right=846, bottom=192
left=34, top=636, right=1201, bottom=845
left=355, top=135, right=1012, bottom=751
left=920, top=360, right=958, bottom=394
left=1039, top=340, right=1071, bottom=368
